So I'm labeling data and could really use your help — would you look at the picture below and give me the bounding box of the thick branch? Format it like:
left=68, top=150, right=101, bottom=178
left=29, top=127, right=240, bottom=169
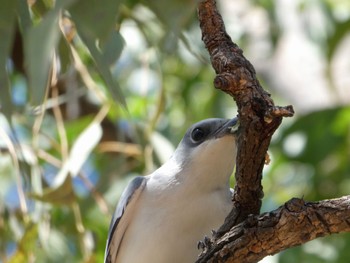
left=197, top=0, right=294, bottom=234
left=195, top=1, right=350, bottom=262
left=196, top=196, right=350, bottom=263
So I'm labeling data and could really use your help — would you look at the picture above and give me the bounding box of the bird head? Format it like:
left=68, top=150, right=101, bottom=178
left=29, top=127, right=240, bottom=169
left=171, top=118, right=239, bottom=187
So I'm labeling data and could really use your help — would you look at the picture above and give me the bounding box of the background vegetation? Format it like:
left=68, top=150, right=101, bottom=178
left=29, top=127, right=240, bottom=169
left=1, top=0, right=349, bottom=262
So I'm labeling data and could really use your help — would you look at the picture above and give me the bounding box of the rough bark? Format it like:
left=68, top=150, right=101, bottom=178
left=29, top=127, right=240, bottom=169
left=197, top=196, right=350, bottom=263
left=197, top=0, right=293, bottom=233
left=195, top=0, right=350, bottom=262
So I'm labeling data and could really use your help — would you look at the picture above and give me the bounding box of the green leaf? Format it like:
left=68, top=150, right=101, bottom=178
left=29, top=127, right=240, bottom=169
left=64, top=115, right=94, bottom=145
left=52, top=121, right=102, bottom=190
left=278, top=107, right=348, bottom=164
left=25, top=9, right=59, bottom=105
left=64, top=121, right=102, bottom=176
left=28, top=175, right=76, bottom=205
left=100, top=31, right=125, bottom=66
left=79, top=32, right=126, bottom=107
left=68, top=0, right=126, bottom=107
left=57, top=35, right=71, bottom=73
left=18, top=0, right=32, bottom=33
left=8, top=224, right=38, bottom=263
left=0, top=0, right=18, bottom=119
left=25, top=0, right=75, bottom=105
left=68, top=0, right=122, bottom=41
left=146, top=0, right=196, bottom=34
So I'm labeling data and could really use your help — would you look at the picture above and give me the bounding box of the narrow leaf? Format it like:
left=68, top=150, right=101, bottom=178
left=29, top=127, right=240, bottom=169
left=29, top=175, right=75, bottom=205
left=80, top=32, right=126, bottom=107
left=52, top=121, right=102, bottom=188
left=69, top=0, right=126, bottom=107
left=68, top=0, right=122, bottom=41
left=0, top=0, right=18, bottom=119
left=25, top=0, right=75, bottom=105
left=100, top=31, right=125, bottom=66
left=25, top=8, right=60, bottom=105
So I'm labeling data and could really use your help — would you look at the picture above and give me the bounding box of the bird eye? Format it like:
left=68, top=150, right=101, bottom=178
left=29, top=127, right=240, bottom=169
left=191, top=128, right=205, bottom=142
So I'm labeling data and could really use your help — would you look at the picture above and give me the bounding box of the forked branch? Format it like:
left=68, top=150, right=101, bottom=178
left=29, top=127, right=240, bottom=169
left=197, top=0, right=294, bottom=234
left=195, top=1, right=350, bottom=262
left=197, top=196, right=350, bottom=263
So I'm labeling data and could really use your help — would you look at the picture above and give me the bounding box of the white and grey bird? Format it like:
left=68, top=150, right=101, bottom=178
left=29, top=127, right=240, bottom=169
left=104, top=118, right=238, bottom=263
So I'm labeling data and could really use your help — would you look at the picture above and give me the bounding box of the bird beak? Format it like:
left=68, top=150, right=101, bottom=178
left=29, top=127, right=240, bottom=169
left=215, top=117, right=239, bottom=138
left=227, top=117, right=239, bottom=134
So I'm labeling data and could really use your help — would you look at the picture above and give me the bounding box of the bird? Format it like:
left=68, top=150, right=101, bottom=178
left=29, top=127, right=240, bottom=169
left=104, top=117, right=238, bottom=263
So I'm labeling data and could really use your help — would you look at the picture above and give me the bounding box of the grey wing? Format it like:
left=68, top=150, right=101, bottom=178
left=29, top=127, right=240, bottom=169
left=104, top=176, right=147, bottom=263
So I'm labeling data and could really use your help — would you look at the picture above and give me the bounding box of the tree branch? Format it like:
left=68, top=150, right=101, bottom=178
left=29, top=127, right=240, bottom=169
left=197, top=196, right=350, bottom=263
left=197, top=0, right=294, bottom=234
left=195, top=1, right=350, bottom=262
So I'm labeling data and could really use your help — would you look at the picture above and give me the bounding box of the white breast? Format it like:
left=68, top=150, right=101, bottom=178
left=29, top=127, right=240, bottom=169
left=116, top=174, right=232, bottom=263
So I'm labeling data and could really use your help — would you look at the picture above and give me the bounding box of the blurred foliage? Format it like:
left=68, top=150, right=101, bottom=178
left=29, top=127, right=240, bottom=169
left=0, top=0, right=349, bottom=262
